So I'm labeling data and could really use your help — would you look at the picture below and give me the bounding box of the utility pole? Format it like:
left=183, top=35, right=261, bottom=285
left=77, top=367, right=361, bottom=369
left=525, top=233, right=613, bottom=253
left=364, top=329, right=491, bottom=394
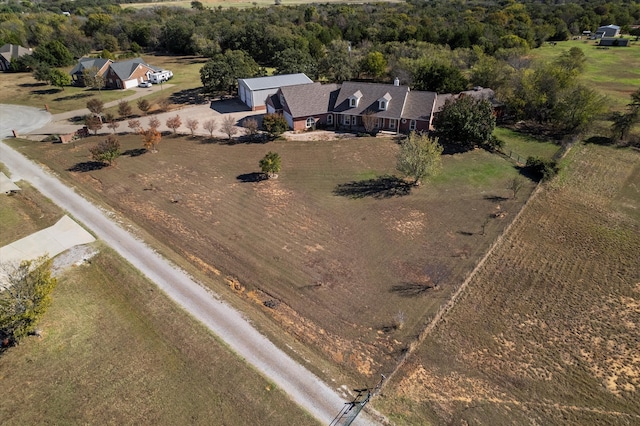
left=329, top=375, right=385, bottom=426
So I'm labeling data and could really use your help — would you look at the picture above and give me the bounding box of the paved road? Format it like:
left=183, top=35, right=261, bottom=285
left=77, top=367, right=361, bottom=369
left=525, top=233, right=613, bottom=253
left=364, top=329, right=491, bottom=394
left=0, top=106, right=377, bottom=426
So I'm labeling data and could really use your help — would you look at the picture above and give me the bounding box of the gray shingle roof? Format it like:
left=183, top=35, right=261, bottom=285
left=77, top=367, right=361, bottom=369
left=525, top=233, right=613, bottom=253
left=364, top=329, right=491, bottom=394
left=240, top=73, right=313, bottom=91
left=402, top=90, right=437, bottom=121
left=70, top=57, right=112, bottom=76
left=0, top=44, right=32, bottom=62
left=433, top=93, right=454, bottom=113
left=109, top=57, right=160, bottom=80
left=280, top=82, right=340, bottom=117
left=333, top=82, right=410, bottom=119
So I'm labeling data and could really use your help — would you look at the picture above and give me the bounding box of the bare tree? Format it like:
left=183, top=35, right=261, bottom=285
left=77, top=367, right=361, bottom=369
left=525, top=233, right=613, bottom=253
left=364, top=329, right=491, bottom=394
left=243, top=117, right=259, bottom=140
left=221, top=115, right=238, bottom=140
left=158, top=97, right=171, bottom=112
left=128, top=119, right=141, bottom=132
left=203, top=118, right=217, bottom=137
left=509, top=176, right=525, bottom=199
left=148, top=117, right=161, bottom=130
left=85, top=115, right=103, bottom=135
left=107, top=119, right=120, bottom=134
left=137, top=99, right=151, bottom=115
left=86, top=98, right=104, bottom=116
left=361, top=110, right=378, bottom=135
left=166, top=114, right=182, bottom=134
left=118, top=100, right=133, bottom=118
left=186, top=118, right=199, bottom=137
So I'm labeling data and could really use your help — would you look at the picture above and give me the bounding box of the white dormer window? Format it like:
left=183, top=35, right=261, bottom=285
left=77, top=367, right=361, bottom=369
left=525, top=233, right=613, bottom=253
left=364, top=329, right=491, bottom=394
left=378, top=92, right=392, bottom=111
left=349, top=90, right=363, bottom=108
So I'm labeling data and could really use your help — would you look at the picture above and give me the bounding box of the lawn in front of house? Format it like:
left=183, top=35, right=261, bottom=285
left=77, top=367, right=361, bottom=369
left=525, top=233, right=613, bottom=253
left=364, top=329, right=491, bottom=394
left=6, top=131, right=535, bottom=383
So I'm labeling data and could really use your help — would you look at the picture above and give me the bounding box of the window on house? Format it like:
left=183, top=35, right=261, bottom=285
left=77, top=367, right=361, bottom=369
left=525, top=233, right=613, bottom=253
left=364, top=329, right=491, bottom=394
left=306, top=117, right=315, bottom=128
left=327, top=114, right=333, bottom=125
left=344, top=115, right=350, bottom=125
left=379, top=101, right=386, bottom=110
left=410, top=120, right=416, bottom=130
left=389, top=119, right=396, bottom=129
left=350, top=98, right=356, bottom=107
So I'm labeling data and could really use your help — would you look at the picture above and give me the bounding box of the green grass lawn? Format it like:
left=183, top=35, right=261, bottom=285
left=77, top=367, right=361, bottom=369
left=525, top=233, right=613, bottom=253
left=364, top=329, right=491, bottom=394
left=529, top=40, right=640, bottom=109
left=493, top=127, right=560, bottom=162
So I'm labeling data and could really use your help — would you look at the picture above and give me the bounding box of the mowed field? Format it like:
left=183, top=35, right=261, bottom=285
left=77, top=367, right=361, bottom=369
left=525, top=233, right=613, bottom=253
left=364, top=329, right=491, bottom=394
left=375, top=143, right=640, bottom=424
left=529, top=40, right=640, bottom=109
left=6, top=133, right=542, bottom=381
left=0, top=179, right=317, bottom=425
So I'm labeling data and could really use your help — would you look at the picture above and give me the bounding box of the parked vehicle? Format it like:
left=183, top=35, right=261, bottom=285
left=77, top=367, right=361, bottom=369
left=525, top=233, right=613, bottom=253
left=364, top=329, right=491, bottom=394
left=139, top=81, right=152, bottom=88
left=149, top=70, right=173, bottom=84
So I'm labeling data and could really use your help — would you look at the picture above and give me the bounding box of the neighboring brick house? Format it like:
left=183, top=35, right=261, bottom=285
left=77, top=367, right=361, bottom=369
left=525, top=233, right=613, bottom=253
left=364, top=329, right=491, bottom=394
left=0, top=44, right=32, bottom=71
left=103, top=57, right=161, bottom=89
left=70, top=57, right=113, bottom=86
left=268, top=79, right=438, bottom=133
left=70, top=57, right=162, bottom=89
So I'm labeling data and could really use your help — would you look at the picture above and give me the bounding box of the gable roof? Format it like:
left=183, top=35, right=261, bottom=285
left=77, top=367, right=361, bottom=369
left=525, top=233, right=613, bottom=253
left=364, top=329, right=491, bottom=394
left=402, top=90, right=437, bottom=121
left=0, top=44, right=32, bottom=62
left=334, top=81, right=410, bottom=119
left=279, top=82, right=340, bottom=117
left=109, top=57, right=160, bottom=80
left=240, top=73, right=313, bottom=91
left=70, top=57, right=112, bottom=76
left=598, top=24, right=620, bottom=30
left=599, top=37, right=629, bottom=46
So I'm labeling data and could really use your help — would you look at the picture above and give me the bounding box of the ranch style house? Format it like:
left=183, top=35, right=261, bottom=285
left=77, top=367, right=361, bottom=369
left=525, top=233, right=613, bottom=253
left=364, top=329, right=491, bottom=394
left=265, top=78, right=498, bottom=134
left=70, top=57, right=169, bottom=89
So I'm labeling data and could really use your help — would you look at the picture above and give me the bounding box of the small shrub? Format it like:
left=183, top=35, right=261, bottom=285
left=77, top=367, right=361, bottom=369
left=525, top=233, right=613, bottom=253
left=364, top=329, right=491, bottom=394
left=525, top=156, right=559, bottom=181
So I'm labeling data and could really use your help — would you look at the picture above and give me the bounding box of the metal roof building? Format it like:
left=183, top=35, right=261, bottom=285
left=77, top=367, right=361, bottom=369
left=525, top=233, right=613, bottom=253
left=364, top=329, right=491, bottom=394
left=238, top=73, right=313, bottom=111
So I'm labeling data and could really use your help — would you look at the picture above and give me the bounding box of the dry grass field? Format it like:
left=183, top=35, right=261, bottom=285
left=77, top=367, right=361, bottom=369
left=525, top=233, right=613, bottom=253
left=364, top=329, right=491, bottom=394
left=375, top=143, right=640, bottom=425
left=6, top=132, right=546, bottom=383
left=0, top=181, right=317, bottom=425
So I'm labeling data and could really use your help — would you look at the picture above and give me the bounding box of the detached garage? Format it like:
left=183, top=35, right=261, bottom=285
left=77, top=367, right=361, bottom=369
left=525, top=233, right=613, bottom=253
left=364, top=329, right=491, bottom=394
left=238, top=73, right=313, bottom=111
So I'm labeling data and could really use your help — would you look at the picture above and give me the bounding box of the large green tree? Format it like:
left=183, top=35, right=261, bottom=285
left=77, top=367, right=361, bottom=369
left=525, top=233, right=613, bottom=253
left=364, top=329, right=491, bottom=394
left=360, top=51, right=387, bottom=80
left=433, top=96, right=496, bottom=151
left=552, top=84, right=606, bottom=134
left=396, top=132, right=443, bottom=186
left=32, top=40, right=74, bottom=67
left=49, top=68, right=71, bottom=90
left=413, top=62, right=468, bottom=93
left=200, top=50, right=260, bottom=94
left=274, top=48, right=316, bottom=76
left=1, top=257, right=57, bottom=346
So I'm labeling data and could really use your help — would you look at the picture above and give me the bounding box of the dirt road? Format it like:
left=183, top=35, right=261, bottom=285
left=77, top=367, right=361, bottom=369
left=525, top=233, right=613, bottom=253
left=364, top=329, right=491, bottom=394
left=0, top=106, right=377, bottom=425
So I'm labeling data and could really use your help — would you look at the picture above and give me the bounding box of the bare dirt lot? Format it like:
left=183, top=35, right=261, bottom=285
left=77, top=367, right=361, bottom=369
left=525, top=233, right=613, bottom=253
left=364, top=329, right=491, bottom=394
left=375, top=143, right=640, bottom=425
left=7, top=132, right=539, bottom=382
